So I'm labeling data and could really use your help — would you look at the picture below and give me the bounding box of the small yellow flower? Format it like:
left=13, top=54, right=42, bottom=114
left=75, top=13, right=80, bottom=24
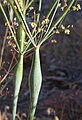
left=72, top=4, right=81, bottom=11
left=13, top=22, right=19, bottom=26
left=45, top=18, right=49, bottom=24
left=77, top=4, right=81, bottom=10
left=29, top=7, right=34, bottom=10
left=38, top=28, right=42, bottom=32
left=55, top=30, right=60, bottom=34
left=14, top=5, right=17, bottom=10
left=47, top=108, right=55, bottom=115
left=7, top=36, right=12, bottom=40
left=5, top=22, right=7, bottom=26
left=72, top=6, right=77, bottom=11
left=14, top=17, right=16, bottom=21
left=71, top=25, right=73, bottom=28
left=58, top=3, right=61, bottom=7
left=61, top=25, right=65, bottom=30
left=8, top=40, right=12, bottom=46
left=51, top=39, right=58, bottom=43
left=67, top=25, right=71, bottom=28
left=3, top=0, right=7, bottom=4
left=41, top=20, right=45, bottom=26
left=61, top=3, right=67, bottom=11
left=64, top=29, right=70, bottom=35
left=41, top=18, right=49, bottom=25
left=30, top=22, right=37, bottom=28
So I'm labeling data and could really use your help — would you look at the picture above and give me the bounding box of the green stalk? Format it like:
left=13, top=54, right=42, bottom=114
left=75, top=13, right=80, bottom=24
left=28, top=46, right=42, bottom=120
left=17, top=0, right=24, bottom=11
left=46, top=0, right=60, bottom=34
left=26, top=0, right=30, bottom=6
left=25, top=0, right=34, bottom=12
left=36, top=0, right=42, bottom=24
left=47, top=0, right=59, bottom=18
left=12, top=54, right=23, bottom=120
left=12, top=22, right=26, bottom=120
left=8, top=0, right=21, bottom=22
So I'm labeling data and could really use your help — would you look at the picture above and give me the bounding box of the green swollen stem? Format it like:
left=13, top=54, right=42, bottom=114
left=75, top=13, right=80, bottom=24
left=28, top=46, right=42, bottom=120
left=12, top=22, right=26, bottom=120
left=12, top=54, right=23, bottom=120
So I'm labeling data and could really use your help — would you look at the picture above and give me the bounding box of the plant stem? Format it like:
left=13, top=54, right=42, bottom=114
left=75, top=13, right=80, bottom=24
left=12, top=54, right=23, bottom=120
left=36, top=0, right=42, bottom=24
left=0, top=27, right=8, bottom=70
left=46, top=0, right=60, bottom=34
left=28, top=46, right=42, bottom=120
left=47, top=0, right=59, bottom=18
left=12, top=21, right=26, bottom=120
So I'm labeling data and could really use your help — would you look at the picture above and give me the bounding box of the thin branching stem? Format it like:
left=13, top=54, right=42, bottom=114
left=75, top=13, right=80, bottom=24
left=23, top=40, right=31, bottom=54
left=26, top=0, right=30, bottom=6
left=0, top=52, right=16, bottom=84
left=0, top=27, right=8, bottom=70
left=25, top=0, right=34, bottom=12
left=0, top=3, right=20, bottom=51
left=36, top=0, right=42, bottom=24
left=47, top=0, right=59, bottom=18
left=39, top=0, right=75, bottom=46
left=45, top=0, right=60, bottom=35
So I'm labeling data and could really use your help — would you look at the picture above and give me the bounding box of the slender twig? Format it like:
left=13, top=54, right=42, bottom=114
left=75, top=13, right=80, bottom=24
left=36, top=0, right=42, bottom=24
left=0, top=27, right=8, bottom=70
left=25, top=0, right=34, bottom=13
left=45, top=0, right=60, bottom=35
left=47, top=0, right=59, bottom=18
left=0, top=3, right=20, bottom=51
left=0, top=52, right=16, bottom=84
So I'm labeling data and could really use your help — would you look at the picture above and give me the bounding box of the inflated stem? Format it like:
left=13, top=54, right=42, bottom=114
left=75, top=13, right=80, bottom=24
left=28, top=46, right=42, bottom=120
left=12, top=23, right=26, bottom=120
left=12, top=54, right=23, bottom=120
